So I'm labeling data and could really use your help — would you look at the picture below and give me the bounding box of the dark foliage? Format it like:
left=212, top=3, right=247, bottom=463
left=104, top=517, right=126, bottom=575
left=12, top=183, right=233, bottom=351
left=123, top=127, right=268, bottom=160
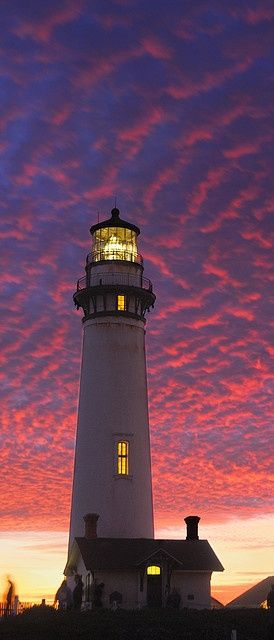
left=0, top=606, right=271, bottom=640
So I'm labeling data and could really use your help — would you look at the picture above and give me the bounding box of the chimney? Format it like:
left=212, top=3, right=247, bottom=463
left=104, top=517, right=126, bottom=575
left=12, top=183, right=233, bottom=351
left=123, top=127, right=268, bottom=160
left=184, top=515, right=200, bottom=540
left=84, top=513, right=99, bottom=539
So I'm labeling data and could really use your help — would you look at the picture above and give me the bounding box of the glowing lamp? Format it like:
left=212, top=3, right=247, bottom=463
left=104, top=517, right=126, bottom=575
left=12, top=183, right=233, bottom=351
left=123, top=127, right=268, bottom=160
left=90, top=207, right=139, bottom=263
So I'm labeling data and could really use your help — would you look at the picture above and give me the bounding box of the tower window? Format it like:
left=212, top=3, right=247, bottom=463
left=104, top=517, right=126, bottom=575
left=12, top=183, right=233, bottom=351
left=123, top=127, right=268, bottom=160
left=117, top=441, right=129, bottom=475
left=117, top=295, right=125, bottom=311
left=147, top=566, right=161, bottom=575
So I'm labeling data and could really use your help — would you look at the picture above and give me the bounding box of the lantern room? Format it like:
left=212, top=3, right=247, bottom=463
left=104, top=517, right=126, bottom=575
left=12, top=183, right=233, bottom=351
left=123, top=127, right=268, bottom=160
left=73, top=206, right=155, bottom=322
left=90, top=207, right=141, bottom=264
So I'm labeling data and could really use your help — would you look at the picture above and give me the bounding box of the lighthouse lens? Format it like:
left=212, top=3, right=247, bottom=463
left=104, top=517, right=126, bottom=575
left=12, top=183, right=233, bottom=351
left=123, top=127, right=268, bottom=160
left=92, top=227, right=138, bottom=263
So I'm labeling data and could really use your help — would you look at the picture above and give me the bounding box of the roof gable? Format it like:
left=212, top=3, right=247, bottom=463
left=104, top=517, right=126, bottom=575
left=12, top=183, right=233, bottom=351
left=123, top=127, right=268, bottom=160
left=226, top=576, right=274, bottom=608
left=135, top=546, right=184, bottom=568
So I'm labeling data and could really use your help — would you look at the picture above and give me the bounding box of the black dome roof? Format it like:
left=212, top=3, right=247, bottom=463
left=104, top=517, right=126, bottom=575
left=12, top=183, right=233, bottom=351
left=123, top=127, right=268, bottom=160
left=90, top=207, right=140, bottom=236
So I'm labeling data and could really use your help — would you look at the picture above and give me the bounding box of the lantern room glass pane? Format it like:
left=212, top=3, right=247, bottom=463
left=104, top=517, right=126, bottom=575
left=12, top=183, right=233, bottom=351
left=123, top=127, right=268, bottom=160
left=92, top=227, right=138, bottom=262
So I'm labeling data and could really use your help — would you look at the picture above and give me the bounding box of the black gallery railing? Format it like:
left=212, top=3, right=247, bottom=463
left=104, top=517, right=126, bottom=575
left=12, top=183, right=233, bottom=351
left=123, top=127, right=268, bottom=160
left=76, top=272, right=153, bottom=293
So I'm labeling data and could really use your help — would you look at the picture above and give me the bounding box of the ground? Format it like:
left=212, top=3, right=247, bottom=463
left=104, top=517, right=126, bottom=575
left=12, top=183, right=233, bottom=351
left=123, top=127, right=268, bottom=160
left=0, top=606, right=272, bottom=640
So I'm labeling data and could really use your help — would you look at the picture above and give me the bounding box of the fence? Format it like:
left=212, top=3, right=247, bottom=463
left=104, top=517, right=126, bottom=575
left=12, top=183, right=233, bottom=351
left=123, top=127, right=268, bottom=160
left=0, top=600, right=33, bottom=618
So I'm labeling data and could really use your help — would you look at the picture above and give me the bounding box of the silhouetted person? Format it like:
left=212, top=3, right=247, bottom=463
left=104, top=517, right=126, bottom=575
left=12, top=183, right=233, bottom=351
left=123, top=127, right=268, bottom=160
left=5, top=578, right=14, bottom=616
left=54, top=579, right=72, bottom=610
left=73, top=574, right=83, bottom=610
left=93, top=582, right=104, bottom=608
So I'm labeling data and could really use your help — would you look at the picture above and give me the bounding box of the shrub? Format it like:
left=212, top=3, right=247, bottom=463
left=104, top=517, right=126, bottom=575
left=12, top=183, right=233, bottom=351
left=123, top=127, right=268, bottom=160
left=0, top=606, right=270, bottom=640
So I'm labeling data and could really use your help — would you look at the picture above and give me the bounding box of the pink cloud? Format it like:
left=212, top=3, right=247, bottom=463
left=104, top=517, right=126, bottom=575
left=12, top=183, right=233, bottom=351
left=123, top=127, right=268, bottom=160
left=241, top=228, right=273, bottom=249
left=155, top=295, right=204, bottom=321
left=141, top=35, right=172, bottom=60
left=166, top=58, right=253, bottom=100
left=84, top=165, right=119, bottom=200
left=117, top=107, right=167, bottom=159
left=203, top=260, right=242, bottom=289
left=13, top=2, right=83, bottom=43
left=188, top=167, right=227, bottom=216
left=143, top=166, right=181, bottom=208
left=51, top=105, right=72, bottom=126
left=1, top=0, right=273, bottom=543
left=144, top=249, right=175, bottom=278
left=224, top=306, right=255, bottom=322
left=201, top=208, right=239, bottom=233
left=223, top=141, right=266, bottom=159
left=232, top=5, right=274, bottom=25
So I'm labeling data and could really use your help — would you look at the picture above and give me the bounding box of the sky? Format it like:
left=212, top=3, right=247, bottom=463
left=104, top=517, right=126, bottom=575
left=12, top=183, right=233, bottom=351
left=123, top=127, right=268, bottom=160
left=0, top=0, right=274, bottom=605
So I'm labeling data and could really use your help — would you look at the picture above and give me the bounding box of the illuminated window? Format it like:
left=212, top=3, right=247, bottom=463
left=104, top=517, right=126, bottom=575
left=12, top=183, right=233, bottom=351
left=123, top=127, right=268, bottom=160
left=117, top=441, right=129, bottom=475
left=147, top=566, right=161, bottom=575
left=117, top=295, right=125, bottom=311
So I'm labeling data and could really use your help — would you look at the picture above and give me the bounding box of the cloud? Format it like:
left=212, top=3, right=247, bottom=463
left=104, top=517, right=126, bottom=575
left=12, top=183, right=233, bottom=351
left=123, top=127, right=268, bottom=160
left=0, top=0, right=273, bottom=544
left=141, top=35, right=172, bottom=61
left=12, top=1, right=84, bottom=43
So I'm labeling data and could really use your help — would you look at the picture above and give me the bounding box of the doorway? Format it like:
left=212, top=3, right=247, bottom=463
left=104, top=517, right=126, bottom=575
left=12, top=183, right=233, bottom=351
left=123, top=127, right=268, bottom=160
left=146, top=566, right=162, bottom=607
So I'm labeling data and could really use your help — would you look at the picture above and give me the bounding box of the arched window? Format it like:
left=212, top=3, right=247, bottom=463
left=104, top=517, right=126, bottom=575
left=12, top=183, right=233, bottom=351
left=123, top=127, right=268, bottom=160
left=147, top=566, right=161, bottom=575
left=117, top=441, right=129, bottom=475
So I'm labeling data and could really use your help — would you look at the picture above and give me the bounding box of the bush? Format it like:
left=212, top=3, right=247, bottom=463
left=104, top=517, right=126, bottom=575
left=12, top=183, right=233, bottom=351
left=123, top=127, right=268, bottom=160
left=0, top=606, right=270, bottom=640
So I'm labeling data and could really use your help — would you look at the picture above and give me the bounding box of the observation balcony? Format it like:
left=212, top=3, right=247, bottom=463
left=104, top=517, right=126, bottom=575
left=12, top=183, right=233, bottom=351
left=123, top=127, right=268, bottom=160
left=76, top=272, right=153, bottom=293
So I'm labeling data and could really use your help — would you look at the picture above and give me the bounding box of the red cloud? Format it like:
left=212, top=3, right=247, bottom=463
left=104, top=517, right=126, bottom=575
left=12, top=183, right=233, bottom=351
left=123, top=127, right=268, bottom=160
left=1, top=0, right=273, bottom=544
left=13, top=2, right=83, bottom=43
left=231, top=6, right=274, bottom=25
left=141, top=35, right=172, bottom=60
left=224, top=305, right=255, bottom=322
left=84, top=165, right=119, bottom=200
left=203, top=260, right=242, bottom=289
left=166, top=58, right=252, bottom=100
left=241, top=228, right=273, bottom=249
left=201, top=185, right=261, bottom=233
left=117, top=106, right=167, bottom=159
left=51, top=105, right=72, bottom=126
left=143, top=164, right=184, bottom=209
left=188, top=167, right=227, bottom=216
left=223, top=142, right=264, bottom=159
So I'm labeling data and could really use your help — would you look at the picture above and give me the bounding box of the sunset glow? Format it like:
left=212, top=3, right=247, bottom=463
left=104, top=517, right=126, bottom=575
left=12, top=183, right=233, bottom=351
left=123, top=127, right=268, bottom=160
left=1, top=0, right=274, bottom=605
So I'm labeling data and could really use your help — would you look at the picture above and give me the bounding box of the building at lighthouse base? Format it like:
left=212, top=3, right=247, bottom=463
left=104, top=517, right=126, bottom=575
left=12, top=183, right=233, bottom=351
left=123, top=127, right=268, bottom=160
left=64, top=515, right=223, bottom=610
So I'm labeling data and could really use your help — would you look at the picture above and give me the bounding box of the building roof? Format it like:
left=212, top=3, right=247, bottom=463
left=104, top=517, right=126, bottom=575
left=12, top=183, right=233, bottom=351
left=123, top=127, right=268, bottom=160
left=211, top=596, right=224, bottom=608
left=65, top=537, right=224, bottom=574
left=226, top=576, right=274, bottom=608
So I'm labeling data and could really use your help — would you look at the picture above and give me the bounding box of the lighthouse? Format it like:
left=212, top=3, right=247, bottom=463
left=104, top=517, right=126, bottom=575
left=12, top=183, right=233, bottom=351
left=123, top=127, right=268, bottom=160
left=68, top=207, right=156, bottom=547
left=65, top=207, right=224, bottom=608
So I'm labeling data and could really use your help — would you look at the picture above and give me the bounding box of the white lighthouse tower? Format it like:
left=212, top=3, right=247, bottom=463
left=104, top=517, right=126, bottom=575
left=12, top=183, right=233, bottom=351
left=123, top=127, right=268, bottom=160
left=69, top=207, right=156, bottom=547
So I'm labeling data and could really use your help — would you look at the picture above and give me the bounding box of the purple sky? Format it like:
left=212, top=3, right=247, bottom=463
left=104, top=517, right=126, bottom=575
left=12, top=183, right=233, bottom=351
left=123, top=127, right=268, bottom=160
left=1, top=1, right=274, bottom=597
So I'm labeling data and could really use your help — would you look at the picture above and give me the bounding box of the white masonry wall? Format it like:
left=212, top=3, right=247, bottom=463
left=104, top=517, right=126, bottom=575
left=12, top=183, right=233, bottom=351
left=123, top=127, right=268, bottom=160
left=69, top=314, right=154, bottom=547
left=68, top=561, right=212, bottom=610
left=91, top=570, right=141, bottom=609
left=171, top=571, right=212, bottom=609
